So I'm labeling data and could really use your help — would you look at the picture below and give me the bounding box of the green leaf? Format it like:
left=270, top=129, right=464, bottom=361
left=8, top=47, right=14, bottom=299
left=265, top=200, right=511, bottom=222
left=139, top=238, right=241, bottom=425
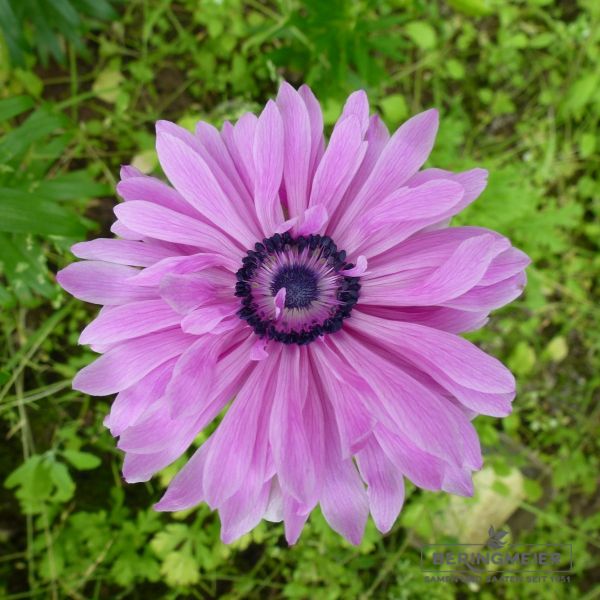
left=579, top=132, right=596, bottom=159
left=62, top=450, right=102, bottom=470
left=92, top=67, right=125, bottom=104
left=0, top=233, right=56, bottom=305
left=151, top=524, right=189, bottom=558
left=544, top=336, right=568, bottom=363
left=0, top=95, right=34, bottom=121
left=507, top=341, right=536, bottom=376
left=111, top=551, right=160, bottom=586
left=0, top=187, right=86, bottom=236
left=563, top=72, right=599, bottom=118
left=446, top=0, right=494, bottom=17
left=35, top=171, right=111, bottom=201
left=380, top=94, right=408, bottom=126
left=4, top=454, right=69, bottom=514
left=49, top=461, right=76, bottom=502
left=523, top=479, right=543, bottom=503
left=404, top=21, right=437, bottom=50
left=491, top=480, right=510, bottom=497
left=0, top=107, right=68, bottom=166
left=72, top=0, right=118, bottom=21
left=0, top=0, right=118, bottom=67
left=0, top=0, right=26, bottom=66
left=161, top=550, right=200, bottom=587
left=446, top=58, right=466, bottom=80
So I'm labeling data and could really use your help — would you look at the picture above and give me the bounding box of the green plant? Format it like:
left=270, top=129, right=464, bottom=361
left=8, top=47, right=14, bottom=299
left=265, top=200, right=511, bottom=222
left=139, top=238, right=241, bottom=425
left=1, top=1, right=600, bottom=598
left=0, top=97, right=108, bottom=306
left=0, top=0, right=120, bottom=66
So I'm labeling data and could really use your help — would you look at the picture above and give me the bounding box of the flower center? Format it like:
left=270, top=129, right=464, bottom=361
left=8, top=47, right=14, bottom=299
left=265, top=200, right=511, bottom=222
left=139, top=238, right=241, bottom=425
left=270, top=265, right=318, bottom=309
left=235, top=232, right=361, bottom=345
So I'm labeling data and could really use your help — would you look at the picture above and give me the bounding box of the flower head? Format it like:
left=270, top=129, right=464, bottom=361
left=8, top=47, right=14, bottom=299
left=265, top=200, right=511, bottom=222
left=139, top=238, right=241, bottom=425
left=58, top=82, right=529, bottom=545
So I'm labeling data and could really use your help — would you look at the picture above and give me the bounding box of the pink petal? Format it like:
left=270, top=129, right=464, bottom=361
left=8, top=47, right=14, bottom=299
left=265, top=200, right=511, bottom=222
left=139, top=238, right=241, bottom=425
left=347, top=179, right=465, bottom=256
left=301, top=369, right=325, bottom=504
left=374, top=425, right=445, bottom=490
left=117, top=172, right=196, bottom=216
left=364, top=226, right=502, bottom=278
left=154, top=436, right=214, bottom=511
left=333, top=109, right=439, bottom=243
left=308, top=115, right=367, bottom=214
left=119, top=333, right=255, bottom=453
left=250, top=337, right=269, bottom=361
left=263, top=478, right=284, bottom=522
left=341, top=255, right=367, bottom=277
left=332, top=332, right=481, bottom=470
left=232, top=113, right=258, bottom=192
left=180, top=302, right=239, bottom=335
left=57, top=261, right=154, bottom=305
left=71, top=239, right=174, bottom=267
left=195, top=120, right=254, bottom=210
left=442, top=465, right=475, bottom=496
left=159, top=271, right=227, bottom=314
left=79, top=299, right=180, bottom=345
left=269, top=346, right=316, bottom=505
left=273, top=287, right=286, bottom=320
left=219, top=395, right=273, bottom=541
left=110, top=220, right=143, bottom=240
left=407, top=167, right=488, bottom=205
left=155, top=123, right=258, bottom=246
left=443, top=272, right=527, bottom=312
left=218, top=116, right=256, bottom=200
left=114, top=201, right=242, bottom=260
left=338, top=89, right=369, bottom=136
left=157, top=119, right=260, bottom=232
left=348, top=312, right=515, bottom=415
left=106, top=358, right=176, bottom=436
left=276, top=82, right=311, bottom=220
left=350, top=312, right=515, bottom=393
left=283, top=494, right=310, bottom=545
left=120, top=165, right=141, bottom=179
left=131, top=253, right=238, bottom=287
left=203, top=352, right=277, bottom=506
left=479, top=247, right=531, bottom=286
left=123, top=449, right=178, bottom=483
left=73, top=328, right=195, bottom=396
left=165, top=329, right=242, bottom=418
left=297, top=204, right=328, bottom=236
left=319, top=399, right=369, bottom=545
left=328, top=114, right=389, bottom=233
left=360, top=234, right=507, bottom=305
left=406, top=168, right=488, bottom=230
left=356, top=436, right=405, bottom=533
left=274, top=216, right=298, bottom=234
left=358, top=305, right=489, bottom=335
left=253, top=100, right=285, bottom=235
left=122, top=423, right=199, bottom=484
left=118, top=403, right=200, bottom=456
left=219, top=480, right=271, bottom=544
left=310, top=342, right=375, bottom=457
left=298, top=84, right=325, bottom=180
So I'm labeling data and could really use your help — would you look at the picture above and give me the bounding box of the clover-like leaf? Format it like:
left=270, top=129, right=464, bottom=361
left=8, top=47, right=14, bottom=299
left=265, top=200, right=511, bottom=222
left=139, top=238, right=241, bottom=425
left=486, top=525, right=509, bottom=549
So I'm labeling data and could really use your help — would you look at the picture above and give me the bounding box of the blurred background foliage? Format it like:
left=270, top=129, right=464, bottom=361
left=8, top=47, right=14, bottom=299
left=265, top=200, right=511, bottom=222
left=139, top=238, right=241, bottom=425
left=1, top=0, right=599, bottom=598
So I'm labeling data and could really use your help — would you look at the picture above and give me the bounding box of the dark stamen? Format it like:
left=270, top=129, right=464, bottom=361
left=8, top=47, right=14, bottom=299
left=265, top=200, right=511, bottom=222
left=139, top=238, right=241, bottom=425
left=270, top=265, right=319, bottom=309
left=235, top=233, right=361, bottom=345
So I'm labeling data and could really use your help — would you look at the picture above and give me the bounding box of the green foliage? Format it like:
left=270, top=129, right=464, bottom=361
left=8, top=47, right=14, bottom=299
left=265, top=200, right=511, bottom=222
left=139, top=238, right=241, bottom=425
left=0, top=98, right=108, bottom=307
left=5, top=453, right=75, bottom=514
left=1, top=0, right=599, bottom=598
left=0, top=0, right=120, bottom=66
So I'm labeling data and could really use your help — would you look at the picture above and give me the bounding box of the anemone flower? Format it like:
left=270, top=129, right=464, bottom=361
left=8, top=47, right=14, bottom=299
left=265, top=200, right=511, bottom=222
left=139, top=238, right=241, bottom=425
left=57, top=82, right=529, bottom=545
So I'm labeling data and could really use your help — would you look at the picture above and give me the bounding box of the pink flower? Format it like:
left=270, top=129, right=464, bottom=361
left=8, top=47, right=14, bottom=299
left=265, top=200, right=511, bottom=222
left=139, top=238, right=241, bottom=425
left=57, top=82, right=529, bottom=545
